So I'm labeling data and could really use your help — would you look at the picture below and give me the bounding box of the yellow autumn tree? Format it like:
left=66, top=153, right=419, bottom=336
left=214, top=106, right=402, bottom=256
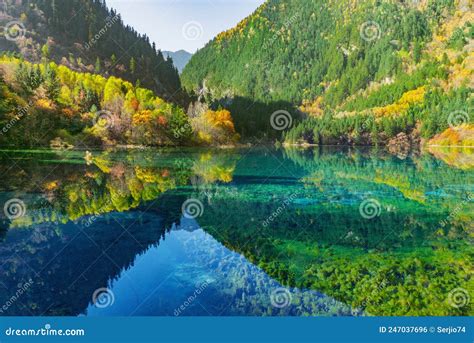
left=192, top=109, right=240, bottom=145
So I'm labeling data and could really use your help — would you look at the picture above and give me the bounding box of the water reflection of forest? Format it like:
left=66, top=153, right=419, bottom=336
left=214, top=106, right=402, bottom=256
left=0, top=148, right=472, bottom=316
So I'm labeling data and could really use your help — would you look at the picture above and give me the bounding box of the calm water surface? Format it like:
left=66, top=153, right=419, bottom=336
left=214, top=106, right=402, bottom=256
left=0, top=147, right=472, bottom=316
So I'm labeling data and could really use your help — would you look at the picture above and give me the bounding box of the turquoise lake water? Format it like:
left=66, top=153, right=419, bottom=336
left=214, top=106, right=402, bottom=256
left=0, top=147, right=472, bottom=316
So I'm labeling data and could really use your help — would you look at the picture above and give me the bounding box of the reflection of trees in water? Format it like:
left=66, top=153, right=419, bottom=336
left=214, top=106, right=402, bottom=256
left=191, top=148, right=473, bottom=316
left=177, top=229, right=358, bottom=316
left=197, top=194, right=473, bottom=315
left=0, top=150, right=240, bottom=315
left=0, top=148, right=472, bottom=316
left=0, top=197, right=186, bottom=315
left=0, top=150, right=238, bottom=231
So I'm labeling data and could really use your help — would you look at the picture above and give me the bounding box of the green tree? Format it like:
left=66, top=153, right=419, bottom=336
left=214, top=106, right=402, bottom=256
left=41, top=44, right=50, bottom=61
left=129, top=57, right=136, bottom=74
left=413, top=40, right=422, bottom=63
left=95, top=57, right=101, bottom=73
left=44, top=66, right=61, bottom=102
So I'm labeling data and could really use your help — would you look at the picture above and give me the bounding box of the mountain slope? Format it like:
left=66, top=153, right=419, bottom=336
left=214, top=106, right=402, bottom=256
left=0, top=56, right=192, bottom=147
left=0, top=0, right=183, bottom=103
left=163, top=50, right=193, bottom=73
left=0, top=56, right=238, bottom=148
left=181, top=0, right=473, bottom=142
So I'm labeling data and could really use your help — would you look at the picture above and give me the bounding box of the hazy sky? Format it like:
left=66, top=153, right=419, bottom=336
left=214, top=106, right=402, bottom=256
left=106, top=0, right=265, bottom=53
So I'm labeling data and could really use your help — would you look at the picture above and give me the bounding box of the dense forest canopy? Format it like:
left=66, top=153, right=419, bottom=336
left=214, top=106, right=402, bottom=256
left=0, top=0, right=183, bottom=103
left=0, top=55, right=239, bottom=147
left=182, top=0, right=473, bottom=143
left=0, top=0, right=472, bottom=148
left=0, top=0, right=243, bottom=147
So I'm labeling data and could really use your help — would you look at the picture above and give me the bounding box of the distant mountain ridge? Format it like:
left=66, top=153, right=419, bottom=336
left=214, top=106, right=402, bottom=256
left=163, top=50, right=193, bottom=73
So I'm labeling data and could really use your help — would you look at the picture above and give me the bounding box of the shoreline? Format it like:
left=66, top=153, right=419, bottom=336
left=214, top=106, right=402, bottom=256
left=0, top=144, right=474, bottom=152
left=282, top=143, right=474, bottom=149
left=0, top=143, right=473, bottom=152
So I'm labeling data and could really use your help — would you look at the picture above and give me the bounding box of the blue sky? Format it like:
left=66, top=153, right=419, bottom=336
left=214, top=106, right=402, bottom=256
left=106, top=0, right=265, bottom=53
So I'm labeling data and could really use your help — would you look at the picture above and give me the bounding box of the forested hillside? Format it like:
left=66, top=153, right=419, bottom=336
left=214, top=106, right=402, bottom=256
left=0, top=56, right=239, bottom=147
left=182, top=0, right=473, bottom=144
left=0, top=0, right=184, bottom=103
left=0, top=0, right=242, bottom=148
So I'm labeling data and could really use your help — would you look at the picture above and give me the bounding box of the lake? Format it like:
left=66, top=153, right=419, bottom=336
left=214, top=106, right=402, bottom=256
left=0, top=147, right=472, bottom=316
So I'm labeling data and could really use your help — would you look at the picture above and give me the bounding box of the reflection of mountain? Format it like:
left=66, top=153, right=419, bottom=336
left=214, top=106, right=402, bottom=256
left=195, top=148, right=473, bottom=316
left=0, top=148, right=472, bottom=316
left=196, top=189, right=472, bottom=316
left=86, top=228, right=357, bottom=316
left=0, top=205, right=179, bottom=315
left=0, top=199, right=355, bottom=316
